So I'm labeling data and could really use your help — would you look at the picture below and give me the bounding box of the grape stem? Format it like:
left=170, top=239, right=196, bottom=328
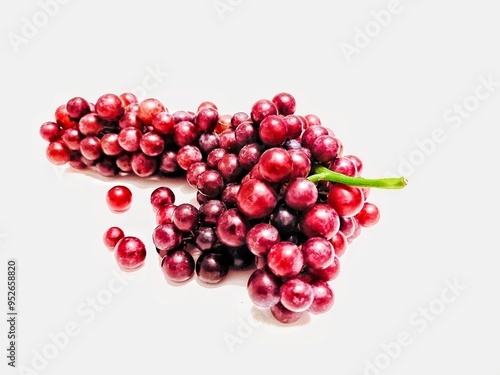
left=308, top=166, right=407, bottom=189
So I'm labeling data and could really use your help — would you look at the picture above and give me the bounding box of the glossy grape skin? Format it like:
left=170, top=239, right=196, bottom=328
left=339, top=216, right=355, bottom=238
left=311, top=135, right=340, bottom=163
left=116, top=153, right=132, bottom=173
left=299, top=204, right=340, bottom=240
left=288, top=149, right=312, bottom=179
left=119, top=92, right=138, bottom=108
left=114, top=236, right=147, bottom=272
left=161, top=249, right=195, bottom=283
left=206, top=148, right=228, bottom=169
left=172, top=203, right=199, bottom=232
left=267, top=242, right=304, bottom=278
left=347, top=217, right=361, bottom=244
left=231, top=112, right=250, bottom=128
left=78, top=113, right=103, bottom=136
left=345, top=154, right=363, bottom=176
left=130, top=152, right=158, bottom=177
left=159, top=149, right=180, bottom=174
left=330, top=231, right=348, bottom=258
left=152, top=223, right=183, bottom=255
left=196, top=251, right=229, bottom=284
left=219, top=130, right=239, bottom=154
left=176, top=145, right=202, bottom=171
left=46, top=141, right=70, bottom=165
left=246, top=223, right=280, bottom=257
left=103, top=227, right=125, bottom=251
left=235, top=121, right=258, bottom=146
left=118, top=127, right=142, bottom=152
left=236, top=179, right=277, bottom=219
left=302, top=237, right=335, bottom=270
left=137, top=98, right=165, bottom=125
left=40, top=121, right=61, bottom=142
left=199, top=200, right=226, bottom=227
left=186, top=162, right=209, bottom=188
left=238, top=143, right=262, bottom=171
left=156, top=204, right=177, bottom=225
left=309, top=256, right=340, bottom=282
left=101, top=133, right=123, bottom=156
left=66, top=97, right=91, bottom=119
left=215, top=114, right=233, bottom=134
left=95, top=93, right=124, bottom=121
left=55, top=104, right=78, bottom=129
left=280, top=278, right=314, bottom=313
left=197, top=170, right=225, bottom=198
left=272, top=92, right=296, bottom=116
left=301, top=125, right=329, bottom=150
left=327, top=184, right=364, bottom=218
left=193, top=226, right=218, bottom=251
left=80, top=136, right=102, bottom=161
left=196, top=107, right=218, bottom=132
left=150, top=187, right=175, bottom=212
left=173, top=121, right=197, bottom=147
left=308, top=280, right=334, bottom=315
left=106, top=186, right=132, bottom=213
left=139, top=132, right=165, bottom=157
left=258, top=148, right=293, bottom=183
left=270, top=302, right=303, bottom=324
left=251, top=99, right=278, bottom=124
left=152, top=111, right=175, bottom=135
left=331, top=157, right=357, bottom=177
left=247, top=269, right=281, bottom=308
left=283, top=115, right=303, bottom=139
left=259, top=115, right=288, bottom=147
left=197, top=132, right=220, bottom=155
left=356, top=202, right=380, bottom=227
left=218, top=153, right=243, bottom=183
left=220, top=183, right=240, bottom=208
left=119, top=109, right=142, bottom=129
left=284, top=178, right=318, bottom=212
left=215, top=209, right=250, bottom=247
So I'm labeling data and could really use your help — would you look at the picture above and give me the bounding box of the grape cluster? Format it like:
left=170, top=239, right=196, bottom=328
left=40, top=92, right=406, bottom=324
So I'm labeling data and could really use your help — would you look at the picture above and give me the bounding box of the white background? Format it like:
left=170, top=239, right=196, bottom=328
left=1, top=0, right=499, bottom=374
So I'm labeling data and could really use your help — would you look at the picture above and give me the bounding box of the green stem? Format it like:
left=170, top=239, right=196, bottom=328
left=308, top=166, right=407, bottom=189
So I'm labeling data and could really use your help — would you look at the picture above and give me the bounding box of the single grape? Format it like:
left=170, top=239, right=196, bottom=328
left=220, top=183, right=240, bottom=208
left=172, top=203, right=199, bottom=232
left=137, top=98, right=165, bottom=125
left=156, top=204, right=177, bottom=225
left=272, top=92, right=296, bottom=116
left=153, top=223, right=183, bottom=255
left=176, top=145, right=202, bottom=171
left=196, top=251, right=229, bottom=284
left=119, top=92, right=138, bottom=108
left=219, top=130, right=239, bottom=154
left=238, top=143, right=262, bottom=171
left=251, top=99, right=278, bottom=124
left=280, top=278, right=314, bottom=312
left=218, top=153, right=243, bottom=182
left=118, top=127, right=142, bottom=152
left=356, top=202, right=380, bottom=227
left=39, top=121, right=61, bottom=142
left=161, top=249, right=195, bottom=283
left=247, top=269, right=281, bottom=308
left=139, top=132, right=165, bottom=157
left=101, top=133, right=123, bottom=156
left=197, top=170, right=225, bottom=198
left=61, top=128, right=82, bottom=151
left=196, top=107, right=219, bottom=132
left=236, top=179, right=277, bottom=219
left=197, top=132, right=220, bottom=155
left=150, top=187, right=175, bottom=212
left=152, top=111, right=175, bottom=135
left=301, top=125, right=329, bottom=150
left=193, top=226, right=218, bottom=251
left=66, top=97, right=91, bottom=119
left=301, top=237, right=335, bottom=270
left=270, top=302, right=303, bottom=324
left=206, top=148, right=228, bottom=169
left=215, top=208, right=250, bottom=247
left=270, top=205, right=298, bottom=237
left=114, top=236, right=146, bottom=272
left=311, top=135, right=340, bottom=163
left=345, top=155, right=363, bottom=176
left=267, top=242, right=303, bottom=278
left=299, top=204, right=339, bottom=240
left=95, top=93, right=124, bottom=121
left=308, top=256, right=340, bottom=282
left=103, top=227, right=125, bottom=251
left=130, top=152, right=158, bottom=177
left=199, top=200, right=226, bottom=227
left=284, top=178, right=318, bottom=212
left=186, top=162, right=209, bottom=188
left=106, top=185, right=132, bottom=213
left=231, top=112, right=250, bottom=128
left=79, top=136, right=102, bottom=161
left=329, top=231, right=348, bottom=258
left=327, top=183, right=364, bottom=217
left=258, top=147, right=293, bottom=183
left=173, top=121, right=197, bottom=147
left=55, top=104, right=78, bottom=129
left=288, top=149, right=312, bottom=179
left=283, top=115, right=303, bottom=139
left=308, top=280, right=334, bottom=315
left=245, top=223, right=280, bottom=257
left=259, top=115, right=288, bottom=147
left=159, top=149, right=180, bottom=174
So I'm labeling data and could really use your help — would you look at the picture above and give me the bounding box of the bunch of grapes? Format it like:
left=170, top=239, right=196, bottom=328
left=40, top=92, right=406, bottom=324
